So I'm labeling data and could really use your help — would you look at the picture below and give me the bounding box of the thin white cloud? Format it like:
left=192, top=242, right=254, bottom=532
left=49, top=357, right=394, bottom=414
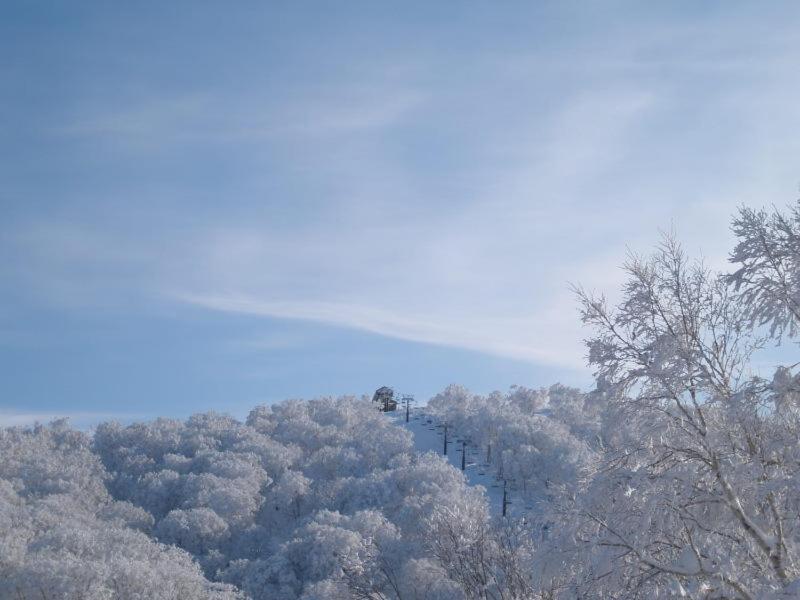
left=176, top=292, right=586, bottom=368
left=6, top=5, right=800, bottom=381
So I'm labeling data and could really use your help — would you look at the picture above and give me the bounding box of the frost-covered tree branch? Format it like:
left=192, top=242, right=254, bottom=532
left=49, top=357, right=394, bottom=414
left=565, top=228, right=800, bottom=598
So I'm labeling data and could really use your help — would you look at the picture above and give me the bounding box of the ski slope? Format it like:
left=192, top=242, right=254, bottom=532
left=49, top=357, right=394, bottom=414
left=385, top=406, right=532, bottom=518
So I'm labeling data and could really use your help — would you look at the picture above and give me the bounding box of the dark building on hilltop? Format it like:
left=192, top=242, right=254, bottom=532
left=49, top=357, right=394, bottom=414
left=372, top=386, right=397, bottom=412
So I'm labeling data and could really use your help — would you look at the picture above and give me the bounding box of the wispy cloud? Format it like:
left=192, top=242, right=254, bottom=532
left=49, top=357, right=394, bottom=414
left=176, top=292, right=584, bottom=367
left=5, top=2, right=800, bottom=392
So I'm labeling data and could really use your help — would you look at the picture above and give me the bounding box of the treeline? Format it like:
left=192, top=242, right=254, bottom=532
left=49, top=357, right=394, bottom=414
left=426, top=383, right=601, bottom=502
left=1, top=397, right=534, bottom=599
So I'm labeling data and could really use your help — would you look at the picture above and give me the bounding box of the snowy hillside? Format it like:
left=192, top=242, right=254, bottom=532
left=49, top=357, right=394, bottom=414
left=386, top=407, right=525, bottom=518
left=0, top=397, right=537, bottom=600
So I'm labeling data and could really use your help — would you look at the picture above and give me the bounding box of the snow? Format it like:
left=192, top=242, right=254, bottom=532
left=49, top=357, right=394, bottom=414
left=385, top=407, right=519, bottom=517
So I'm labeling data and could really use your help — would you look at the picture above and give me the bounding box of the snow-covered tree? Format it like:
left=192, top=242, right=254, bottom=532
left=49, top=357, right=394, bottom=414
left=729, top=201, right=800, bottom=338
left=427, top=384, right=597, bottom=505
left=0, top=421, right=241, bottom=600
left=569, top=232, right=800, bottom=598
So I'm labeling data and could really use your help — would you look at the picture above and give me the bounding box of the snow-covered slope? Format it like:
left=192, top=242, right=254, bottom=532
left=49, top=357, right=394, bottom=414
left=385, top=406, right=523, bottom=517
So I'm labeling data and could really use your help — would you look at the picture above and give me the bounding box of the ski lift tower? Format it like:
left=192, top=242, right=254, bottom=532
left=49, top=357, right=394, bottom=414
left=401, top=394, right=415, bottom=422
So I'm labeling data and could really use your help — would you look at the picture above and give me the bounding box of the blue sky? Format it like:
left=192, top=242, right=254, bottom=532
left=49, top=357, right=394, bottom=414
left=2, top=2, right=800, bottom=426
